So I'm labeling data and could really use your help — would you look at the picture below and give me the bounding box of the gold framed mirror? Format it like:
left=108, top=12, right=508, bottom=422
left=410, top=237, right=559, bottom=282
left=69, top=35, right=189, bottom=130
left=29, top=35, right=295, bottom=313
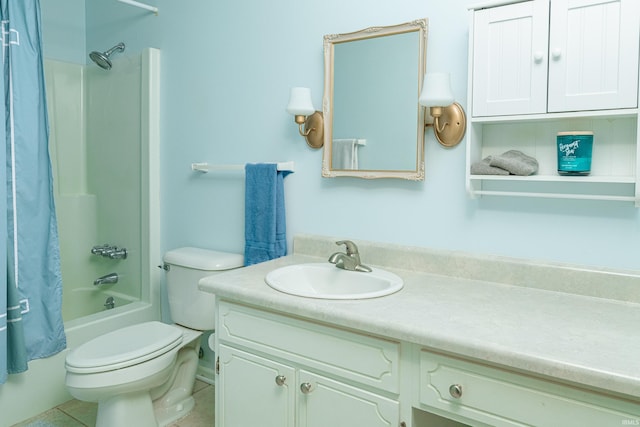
left=322, top=19, right=428, bottom=180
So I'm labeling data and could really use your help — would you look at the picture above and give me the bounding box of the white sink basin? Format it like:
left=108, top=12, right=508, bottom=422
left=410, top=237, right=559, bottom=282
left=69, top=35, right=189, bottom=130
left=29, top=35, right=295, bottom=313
left=265, top=263, right=403, bottom=299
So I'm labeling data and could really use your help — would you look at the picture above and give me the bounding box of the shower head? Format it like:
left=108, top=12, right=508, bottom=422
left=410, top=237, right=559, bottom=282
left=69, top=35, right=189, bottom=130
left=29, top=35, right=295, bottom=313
left=89, top=42, right=126, bottom=70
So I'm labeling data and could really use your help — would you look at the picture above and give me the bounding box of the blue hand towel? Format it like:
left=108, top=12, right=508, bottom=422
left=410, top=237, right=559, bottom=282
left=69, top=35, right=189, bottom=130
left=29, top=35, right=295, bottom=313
left=244, top=163, right=292, bottom=266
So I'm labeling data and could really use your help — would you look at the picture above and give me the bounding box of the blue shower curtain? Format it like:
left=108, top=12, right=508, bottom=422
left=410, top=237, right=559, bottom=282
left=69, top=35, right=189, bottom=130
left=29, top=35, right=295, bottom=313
left=0, top=0, right=66, bottom=384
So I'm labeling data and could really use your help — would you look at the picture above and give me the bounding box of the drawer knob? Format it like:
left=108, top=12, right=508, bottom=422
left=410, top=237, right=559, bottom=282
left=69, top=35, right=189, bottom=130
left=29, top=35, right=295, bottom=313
left=449, top=384, right=463, bottom=399
left=300, top=382, right=313, bottom=394
left=275, top=375, right=286, bottom=386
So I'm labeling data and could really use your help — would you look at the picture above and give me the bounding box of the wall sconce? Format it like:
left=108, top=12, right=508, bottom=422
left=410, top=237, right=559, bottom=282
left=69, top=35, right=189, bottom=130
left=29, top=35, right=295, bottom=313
left=419, top=73, right=466, bottom=147
left=286, top=87, right=324, bottom=149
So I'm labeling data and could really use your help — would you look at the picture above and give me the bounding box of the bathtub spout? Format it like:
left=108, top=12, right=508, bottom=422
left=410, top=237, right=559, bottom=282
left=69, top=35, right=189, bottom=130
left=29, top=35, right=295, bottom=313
left=94, top=272, right=118, bottom=286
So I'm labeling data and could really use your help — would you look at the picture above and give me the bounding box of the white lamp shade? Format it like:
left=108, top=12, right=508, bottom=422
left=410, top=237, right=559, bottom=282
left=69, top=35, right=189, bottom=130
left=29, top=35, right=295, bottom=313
left=419, top=73, right=455, bottom=107
left=286, top=87, right=315, bottom=116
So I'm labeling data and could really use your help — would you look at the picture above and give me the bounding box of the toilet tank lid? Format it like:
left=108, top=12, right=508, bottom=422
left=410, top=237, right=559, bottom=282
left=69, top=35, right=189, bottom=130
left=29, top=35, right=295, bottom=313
left=164, top=247, right=244, bottom=270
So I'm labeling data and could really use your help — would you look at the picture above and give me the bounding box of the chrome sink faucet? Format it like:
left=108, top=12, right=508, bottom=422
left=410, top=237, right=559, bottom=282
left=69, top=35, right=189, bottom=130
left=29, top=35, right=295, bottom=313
left=328, top=240, right=372, bottom=273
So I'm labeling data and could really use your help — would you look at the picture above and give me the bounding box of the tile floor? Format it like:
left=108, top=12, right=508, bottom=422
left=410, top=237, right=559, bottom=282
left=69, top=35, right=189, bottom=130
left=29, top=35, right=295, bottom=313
left=12, top=380, right=214, bottom=427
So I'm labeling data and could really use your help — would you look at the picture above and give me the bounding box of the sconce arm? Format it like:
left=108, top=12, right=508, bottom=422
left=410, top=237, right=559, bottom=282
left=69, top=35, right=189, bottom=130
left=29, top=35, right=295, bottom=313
left=429, top=106, right=448, bottom=133
left=297, top=122, right=311, bottom=137
left=434, top=117, right=448, bottom=133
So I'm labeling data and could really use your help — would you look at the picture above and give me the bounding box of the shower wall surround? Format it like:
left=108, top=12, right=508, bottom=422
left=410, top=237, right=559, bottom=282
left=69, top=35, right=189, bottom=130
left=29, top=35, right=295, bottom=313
left=45, top=56, right=143, bottom=321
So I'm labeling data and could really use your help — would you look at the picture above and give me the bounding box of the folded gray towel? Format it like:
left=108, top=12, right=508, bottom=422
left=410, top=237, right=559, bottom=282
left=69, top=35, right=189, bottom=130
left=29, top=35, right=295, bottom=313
left=489, top=150, right=538, bottom=176
left=470, top=155, right=510, bottom=175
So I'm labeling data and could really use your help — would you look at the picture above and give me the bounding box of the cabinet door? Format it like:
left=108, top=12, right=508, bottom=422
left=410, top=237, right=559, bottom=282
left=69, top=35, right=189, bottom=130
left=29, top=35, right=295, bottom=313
left=217, top=345, right=295, bottom=427
left=297, top=370, right=399, bottom=427
left=472, top=0, right=549, bottom=116
left=548, top=0, right=640, bottom=112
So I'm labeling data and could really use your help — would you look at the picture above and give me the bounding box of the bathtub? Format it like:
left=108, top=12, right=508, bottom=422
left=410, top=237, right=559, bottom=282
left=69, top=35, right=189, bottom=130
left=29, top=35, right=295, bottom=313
left=63, top=287, right=138, bottom=320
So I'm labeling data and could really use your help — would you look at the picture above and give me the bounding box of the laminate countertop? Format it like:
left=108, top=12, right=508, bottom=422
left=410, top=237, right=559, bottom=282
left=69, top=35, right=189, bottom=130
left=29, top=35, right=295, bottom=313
left=199, top=251, right=640, bottom=401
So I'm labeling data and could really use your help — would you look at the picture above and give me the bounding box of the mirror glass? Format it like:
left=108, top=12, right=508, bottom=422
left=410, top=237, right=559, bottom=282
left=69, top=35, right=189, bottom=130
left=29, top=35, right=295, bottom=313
left=322, top=19, right=428, bottom=180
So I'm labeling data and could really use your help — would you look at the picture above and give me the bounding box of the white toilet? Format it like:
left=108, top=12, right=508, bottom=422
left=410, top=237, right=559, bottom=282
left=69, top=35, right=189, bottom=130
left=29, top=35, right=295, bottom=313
left=65, top=247, right=243, bottom=427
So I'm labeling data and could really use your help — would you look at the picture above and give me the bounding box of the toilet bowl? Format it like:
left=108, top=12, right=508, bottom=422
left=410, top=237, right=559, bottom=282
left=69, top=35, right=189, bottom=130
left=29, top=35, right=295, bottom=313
left=65, top=247, right=243, bottom=427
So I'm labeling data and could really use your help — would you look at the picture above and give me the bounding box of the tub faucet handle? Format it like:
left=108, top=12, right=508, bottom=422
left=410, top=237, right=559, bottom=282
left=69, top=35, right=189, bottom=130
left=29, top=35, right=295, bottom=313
left=91, top=244, right=113, bottom=255
left=91, top=244, right=128, bottom=260
left=108, top=248, right=128, bottom=259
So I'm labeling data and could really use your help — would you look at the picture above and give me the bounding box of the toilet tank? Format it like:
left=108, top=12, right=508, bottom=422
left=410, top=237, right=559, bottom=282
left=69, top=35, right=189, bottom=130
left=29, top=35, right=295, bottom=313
left=163, top=247, right=243, bottom=331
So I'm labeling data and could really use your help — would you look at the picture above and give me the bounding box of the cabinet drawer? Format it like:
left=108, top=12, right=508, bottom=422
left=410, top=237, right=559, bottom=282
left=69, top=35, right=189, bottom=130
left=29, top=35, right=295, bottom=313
left=217, top=301, right=400, bottom=393
left=420, top=350, right=639, bottom=427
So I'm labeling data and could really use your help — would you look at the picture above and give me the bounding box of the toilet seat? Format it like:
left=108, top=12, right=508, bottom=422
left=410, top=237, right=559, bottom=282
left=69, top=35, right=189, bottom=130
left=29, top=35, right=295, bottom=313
left=66, top=321, right=183, bottom=374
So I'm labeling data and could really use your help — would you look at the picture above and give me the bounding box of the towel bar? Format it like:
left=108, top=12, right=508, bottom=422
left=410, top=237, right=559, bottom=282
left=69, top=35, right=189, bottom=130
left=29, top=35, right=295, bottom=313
left=117, top=0, right=158, bottom=14
left=191, top=162, right=295, bottom=173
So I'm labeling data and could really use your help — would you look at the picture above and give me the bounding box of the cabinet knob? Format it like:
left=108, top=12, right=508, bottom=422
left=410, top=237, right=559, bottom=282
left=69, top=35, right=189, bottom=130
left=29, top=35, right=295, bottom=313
left=275, top=375, right=286, bottom=386
left=300, top=382, right=313, bottom=394
left=533, top=51, right=544, bottom=63
left=551, top=48, right=562, bottom=60
left=449, top=384, right=463, bottom=399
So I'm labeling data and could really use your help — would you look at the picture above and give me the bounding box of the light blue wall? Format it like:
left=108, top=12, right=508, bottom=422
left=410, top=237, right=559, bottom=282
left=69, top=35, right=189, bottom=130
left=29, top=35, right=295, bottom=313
left=40, top=0, right=86, bottom=63
left=44, top=0, right=640, bottom=272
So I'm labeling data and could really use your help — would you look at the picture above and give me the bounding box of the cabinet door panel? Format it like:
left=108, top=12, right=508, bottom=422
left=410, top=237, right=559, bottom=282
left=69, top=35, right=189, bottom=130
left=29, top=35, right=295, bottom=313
left=298, top=370, right=399, bottom=427
left=548, top=0, right=640, bottom=112
left=217, top=345, right=295, bottom=427
left=472, top=0, right=549, bottom=116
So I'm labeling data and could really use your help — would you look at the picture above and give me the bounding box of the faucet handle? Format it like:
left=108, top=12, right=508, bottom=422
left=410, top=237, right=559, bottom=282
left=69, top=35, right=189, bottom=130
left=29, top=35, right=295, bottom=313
left=335, top=240, right=359, bottom=255
left=91, top=243, right=113, bottom=255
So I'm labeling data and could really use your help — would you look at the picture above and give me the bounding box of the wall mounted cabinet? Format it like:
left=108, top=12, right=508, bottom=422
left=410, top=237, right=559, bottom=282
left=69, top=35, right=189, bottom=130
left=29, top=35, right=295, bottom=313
left=466, top=0, right=640, bottom=205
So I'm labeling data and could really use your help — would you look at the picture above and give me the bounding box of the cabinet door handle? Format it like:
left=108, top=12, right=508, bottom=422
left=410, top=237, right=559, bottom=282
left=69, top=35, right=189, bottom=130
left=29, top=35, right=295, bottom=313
left=449, top=384, right=463, bottom=399
left=551, top=48, right=562, bottom=60
left=275, top=375, right=286, bottom=386
left=300, top=382, right=313, bottom=394
left=533, top=51, right=544, bottom=63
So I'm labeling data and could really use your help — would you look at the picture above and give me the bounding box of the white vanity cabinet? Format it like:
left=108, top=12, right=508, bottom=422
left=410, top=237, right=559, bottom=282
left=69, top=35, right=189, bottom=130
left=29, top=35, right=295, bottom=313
left=211, top=297, right=639, bottom=427
left=418, top=350, right=640, bottom=426
left=467, top=0, right=640, bottom=204
left=215, top=301, right=401, bottom=427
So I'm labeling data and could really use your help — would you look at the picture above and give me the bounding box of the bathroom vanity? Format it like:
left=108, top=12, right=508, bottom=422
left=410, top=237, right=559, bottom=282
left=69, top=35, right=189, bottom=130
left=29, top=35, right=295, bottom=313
left=199, top=235, right=640, bottom=426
